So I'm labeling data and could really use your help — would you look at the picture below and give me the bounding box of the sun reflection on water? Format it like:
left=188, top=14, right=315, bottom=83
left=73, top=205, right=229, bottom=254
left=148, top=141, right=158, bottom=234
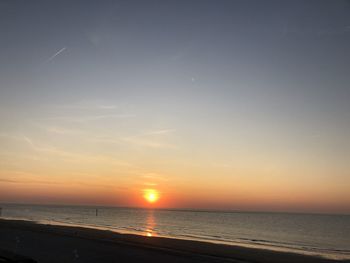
left=145, top=209, right=156, bottom=237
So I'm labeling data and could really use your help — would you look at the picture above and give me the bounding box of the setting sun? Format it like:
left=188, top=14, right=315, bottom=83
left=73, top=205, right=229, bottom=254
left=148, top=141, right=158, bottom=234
left=143, top=189, right=159, bottom=204
left=0, top=1, right=349, bottom=262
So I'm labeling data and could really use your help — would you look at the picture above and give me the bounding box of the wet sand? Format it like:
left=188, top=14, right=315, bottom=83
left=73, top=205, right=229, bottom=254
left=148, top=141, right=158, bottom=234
left=0, top=219, right=347, bottom=263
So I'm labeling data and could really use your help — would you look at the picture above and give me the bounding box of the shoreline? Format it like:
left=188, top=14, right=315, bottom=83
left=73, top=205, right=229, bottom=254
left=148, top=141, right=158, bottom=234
left=1, top=215, right=348, bottom=261
left=0, top=218, right=348, bottom=263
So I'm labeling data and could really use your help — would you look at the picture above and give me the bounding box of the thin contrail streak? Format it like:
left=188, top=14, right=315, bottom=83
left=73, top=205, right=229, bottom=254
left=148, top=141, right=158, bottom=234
left=46, top=47, right=66, bottom=62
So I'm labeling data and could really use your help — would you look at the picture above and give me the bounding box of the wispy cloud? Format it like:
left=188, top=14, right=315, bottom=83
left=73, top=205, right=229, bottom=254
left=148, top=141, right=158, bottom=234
left=87, top=129, right=177, bottom=148
left=35, top=113, right=135, bottom=123
left=0, top=173, right=122, bottom=189
left=21, top=135, right=57, bottom=153
left=120, top=129, right=177, bottom=149
left=0, top=133, right=131, bottom=166
left=130, top=172, right=170, bottom=191
left=97, top=104, right=117, bottom=110
left=0, top=171, right=63, bottom=185
left=0, top=177, right=61, bottom=185
left=30, top=123, right=85, bottom=135
left=143, top=129, right=176, bottom=135
left=44, top=126, right=82, bottom=135
left=87, top=136, right=121, bottom=145
left=121, top=137, right=176, bottom=149
left=210, top=162, right=232, bottom=168
left=0, top=178, right=19, bottom=183
left=143, top=182, right=158, bottom=186
left=53, top=101, right=118, bottom=110
left=0, top=133, right=51, bottom=152
left=0, top=133, right=80, bottom=156
left=139, top=172, right=169, bottom=181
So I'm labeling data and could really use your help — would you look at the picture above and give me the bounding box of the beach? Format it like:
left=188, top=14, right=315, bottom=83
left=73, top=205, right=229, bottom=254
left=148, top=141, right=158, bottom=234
left=0, top=219, right=347, bottom=263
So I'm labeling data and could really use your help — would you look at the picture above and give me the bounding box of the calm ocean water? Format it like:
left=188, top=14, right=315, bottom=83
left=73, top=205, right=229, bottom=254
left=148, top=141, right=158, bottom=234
left=1, top=204, right=349, bottom=260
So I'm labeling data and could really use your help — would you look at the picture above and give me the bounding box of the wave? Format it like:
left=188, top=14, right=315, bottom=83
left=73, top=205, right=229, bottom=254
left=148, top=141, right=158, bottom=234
left=2, top=205, right=350, bottom=260
left=172, top=233, right=350, bottom=257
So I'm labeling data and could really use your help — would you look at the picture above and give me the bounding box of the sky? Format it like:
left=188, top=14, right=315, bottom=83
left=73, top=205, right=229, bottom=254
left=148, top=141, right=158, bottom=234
left=0, top=0, right=349, bottom=214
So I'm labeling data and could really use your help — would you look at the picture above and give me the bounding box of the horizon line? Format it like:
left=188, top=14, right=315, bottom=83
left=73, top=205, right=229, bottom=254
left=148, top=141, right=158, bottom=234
left=1, top=202, right=349, bottom=216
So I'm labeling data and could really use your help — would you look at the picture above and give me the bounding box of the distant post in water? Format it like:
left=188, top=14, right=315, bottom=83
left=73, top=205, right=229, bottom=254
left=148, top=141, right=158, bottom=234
left=96, top=208, right=98, bottom=216
left=0, top=207, right=2, bottom=217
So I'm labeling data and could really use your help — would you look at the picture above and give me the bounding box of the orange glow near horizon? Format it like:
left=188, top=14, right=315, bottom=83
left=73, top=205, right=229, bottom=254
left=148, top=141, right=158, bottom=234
left=1, top=1, right=350, bottom=217
left=143, top=189, right=159, bottom=204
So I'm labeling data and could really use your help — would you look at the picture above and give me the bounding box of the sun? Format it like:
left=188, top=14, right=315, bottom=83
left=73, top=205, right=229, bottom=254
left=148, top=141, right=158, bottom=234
left=143, top=189, right=159, bottom=204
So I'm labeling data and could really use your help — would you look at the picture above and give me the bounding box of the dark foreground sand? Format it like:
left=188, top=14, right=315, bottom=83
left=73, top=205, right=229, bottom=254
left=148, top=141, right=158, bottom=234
left=0, top=219, right=348, bottom=263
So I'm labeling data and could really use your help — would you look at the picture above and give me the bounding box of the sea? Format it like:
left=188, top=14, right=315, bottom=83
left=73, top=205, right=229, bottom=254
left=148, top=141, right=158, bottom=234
left=1, top=204, right=349, bottom=260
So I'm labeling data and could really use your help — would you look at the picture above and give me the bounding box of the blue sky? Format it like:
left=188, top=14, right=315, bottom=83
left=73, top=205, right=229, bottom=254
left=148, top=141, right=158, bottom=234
left=0, top=0, right=349, bottom=212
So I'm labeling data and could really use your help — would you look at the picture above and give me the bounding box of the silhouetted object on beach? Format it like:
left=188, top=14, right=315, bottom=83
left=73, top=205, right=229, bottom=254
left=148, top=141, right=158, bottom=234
left=0, top=248, right=37, bottom=263
left=0, top=207, right=2, bottom=217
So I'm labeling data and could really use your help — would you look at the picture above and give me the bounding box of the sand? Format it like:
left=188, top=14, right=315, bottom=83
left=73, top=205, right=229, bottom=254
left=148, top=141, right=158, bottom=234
left=0, top=219, right=348, bottom=263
